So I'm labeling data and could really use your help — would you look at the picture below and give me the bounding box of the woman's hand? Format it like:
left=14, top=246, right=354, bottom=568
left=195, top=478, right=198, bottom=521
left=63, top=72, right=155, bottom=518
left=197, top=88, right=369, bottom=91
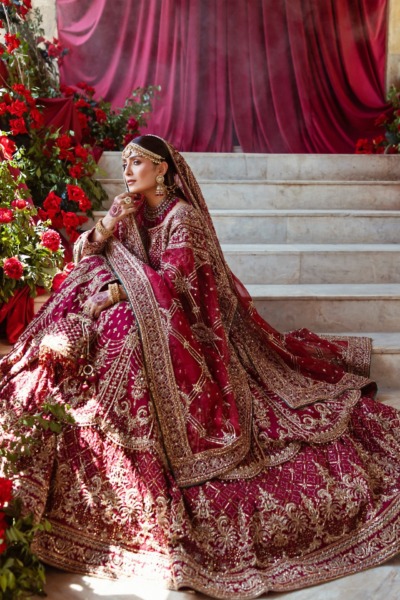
left=102, top=192, right=142, bottom=231
left=83, top=290, right=113, bottom=319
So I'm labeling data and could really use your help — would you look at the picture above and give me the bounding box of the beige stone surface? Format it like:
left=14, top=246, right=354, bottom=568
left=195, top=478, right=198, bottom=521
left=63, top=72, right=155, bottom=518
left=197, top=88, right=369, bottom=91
left=31, top=0, right=57, bottom=39
left=41, top=555, right=400, bottom=600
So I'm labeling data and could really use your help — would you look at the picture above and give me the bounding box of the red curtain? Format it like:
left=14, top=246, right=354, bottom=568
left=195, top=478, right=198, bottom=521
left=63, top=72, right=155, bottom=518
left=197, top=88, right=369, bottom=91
left=56, top=0, right=388, bottom=153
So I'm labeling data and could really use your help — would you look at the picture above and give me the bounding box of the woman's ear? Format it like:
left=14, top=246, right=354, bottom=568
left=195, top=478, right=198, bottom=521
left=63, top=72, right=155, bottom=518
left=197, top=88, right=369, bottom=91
left=159, top=161, right=168, bottom=177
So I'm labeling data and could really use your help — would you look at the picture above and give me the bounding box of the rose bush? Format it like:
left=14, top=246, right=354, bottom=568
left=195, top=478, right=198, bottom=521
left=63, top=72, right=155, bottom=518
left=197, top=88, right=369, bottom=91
left=0, top=4, right=158, bottom=242
left=355, top=86, right=400, bottom=154
left=0, top=154, right=64, bottom=304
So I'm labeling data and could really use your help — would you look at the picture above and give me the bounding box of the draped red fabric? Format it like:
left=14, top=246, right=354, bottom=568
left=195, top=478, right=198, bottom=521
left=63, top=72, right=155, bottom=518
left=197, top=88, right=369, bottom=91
left=56, top=0, right=388, bottom=153
left=39, top=97, right=83, bottom=143
left=0, top=286, right=34, bottom=344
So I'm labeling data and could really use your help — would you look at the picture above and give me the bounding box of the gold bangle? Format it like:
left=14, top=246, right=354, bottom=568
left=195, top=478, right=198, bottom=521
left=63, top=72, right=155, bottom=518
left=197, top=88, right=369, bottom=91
left=108, top=282, right=120, bottom=305
left=95, top=218, right=114, bottom=239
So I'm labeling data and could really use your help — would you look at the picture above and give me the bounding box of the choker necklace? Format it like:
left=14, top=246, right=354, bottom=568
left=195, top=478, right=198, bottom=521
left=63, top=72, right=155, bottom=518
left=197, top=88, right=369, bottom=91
left=144, top=196, right=177, bottom=221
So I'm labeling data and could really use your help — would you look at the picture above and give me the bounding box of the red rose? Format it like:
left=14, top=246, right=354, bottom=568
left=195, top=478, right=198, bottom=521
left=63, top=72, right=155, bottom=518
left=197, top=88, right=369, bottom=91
left=41, top=229, right=61, bottom=252
left=0, top=208, right=13, bottom=223
left=77, top=112, right=88, bottom=128
left=78, top=195, right=91, bottom=212
left=8, top=99, right=27, bottom=117
left=69, top=164, right=85, bottom=179
left=127, top=117, right=139, bottom=130
left=61, top=210, right=80, bottom=229
left=75, top=98, right=90, bottom=109
left=74, top=145, right=89, bottom=160
left=0, top=478, right=12, bottom=507
left=12, top=83, right=34, bottom=105
left=102, top=137, right=116, bottom=150
left=355, top=138, right=374, bottom=154
left=0, top=136, right=16, bottom=160
left=0, top=103, right=8, bottom=116
left=10, top=117, right=28, bottom=135
left=43, top=191, right=62, bottom=217
left=60, top=84, right=75, bottom=97
left=123, top=133, right=135, bottom=146
left=94, top=108, right=107, bottom=123
left=55, top=134, right=73, bottom=150
left=66, top=184, right=85, bottom=202
left=38, top=208, right=49, bottom=221
left=3, top=256, right=24, bottom=279
left=4, top=33, right=20, bottom=53
left=30, top=108, right=44, bottom=129
left=66, top=184, right=91, bottom=210
left=47, top=43, right=59, bottom=58
left=11, top=198, right=29, bottom=210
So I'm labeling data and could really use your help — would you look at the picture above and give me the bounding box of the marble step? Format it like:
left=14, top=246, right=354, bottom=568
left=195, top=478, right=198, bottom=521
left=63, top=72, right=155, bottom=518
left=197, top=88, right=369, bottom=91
left=246, top=283, right=400, bottom=333
left=41, top=555, right=400, bottom=600
left=222, top=243, right=400, bottom=284
left=210, top=209, right=400, bottom=244
left=96, top=179, right=400, bottom=211
left=98, top=151, right=400, bottom=182
left=334, top=332, right=400, bottom=392
left=90, top=209, right=400, bottom=244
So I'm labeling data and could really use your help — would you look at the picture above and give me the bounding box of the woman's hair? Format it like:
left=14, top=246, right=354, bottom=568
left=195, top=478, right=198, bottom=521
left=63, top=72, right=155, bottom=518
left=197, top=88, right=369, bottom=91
left=132, top=135, right=186, bottom=199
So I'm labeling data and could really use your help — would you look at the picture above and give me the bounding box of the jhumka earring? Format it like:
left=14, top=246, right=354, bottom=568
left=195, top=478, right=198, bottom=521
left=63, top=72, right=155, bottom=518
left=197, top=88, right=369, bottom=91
left=155, top=174, right=166, bottom=196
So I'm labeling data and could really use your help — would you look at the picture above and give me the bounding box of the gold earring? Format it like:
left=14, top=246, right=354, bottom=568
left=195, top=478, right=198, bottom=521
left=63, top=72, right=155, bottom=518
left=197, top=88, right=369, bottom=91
left=155, top=174, right=165, bottom=197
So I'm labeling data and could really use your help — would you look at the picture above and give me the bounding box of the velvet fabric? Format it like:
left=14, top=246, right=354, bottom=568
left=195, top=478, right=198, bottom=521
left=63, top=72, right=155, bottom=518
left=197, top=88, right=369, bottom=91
left=56, top=0, right=388, bottom=152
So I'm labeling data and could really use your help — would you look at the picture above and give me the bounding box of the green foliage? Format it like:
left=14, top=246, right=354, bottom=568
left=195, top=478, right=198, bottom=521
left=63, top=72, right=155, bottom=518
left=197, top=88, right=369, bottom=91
left=0, top=500, right=48, bottom=599
left=0, top=398, right=74, bottom=598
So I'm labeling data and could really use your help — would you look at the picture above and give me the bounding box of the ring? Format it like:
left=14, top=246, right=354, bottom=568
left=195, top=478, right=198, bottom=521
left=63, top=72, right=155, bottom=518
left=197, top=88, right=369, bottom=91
left=123, top=197, right=132, bottom=205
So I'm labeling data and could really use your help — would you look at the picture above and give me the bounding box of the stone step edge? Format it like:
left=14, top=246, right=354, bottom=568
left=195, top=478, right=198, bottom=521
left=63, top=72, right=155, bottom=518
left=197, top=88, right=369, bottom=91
left=221, top=243, right=400, bottom=253
left=91, top=209, right=400, bottom=217
left=245, top=283, right=400, bottom=300
left=321, top=332, right=400, bottom=353
left=96, top=177, right=400, bottom=186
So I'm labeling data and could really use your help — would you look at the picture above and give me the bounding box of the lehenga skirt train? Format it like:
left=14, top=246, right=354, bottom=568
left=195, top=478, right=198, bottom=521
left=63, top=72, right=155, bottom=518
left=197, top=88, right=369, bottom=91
left=1, top=253, right=400, bottom=599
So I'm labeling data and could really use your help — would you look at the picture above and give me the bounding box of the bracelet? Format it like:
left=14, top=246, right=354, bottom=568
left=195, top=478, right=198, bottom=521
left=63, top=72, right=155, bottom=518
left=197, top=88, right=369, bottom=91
left=108, top=282, right=121, bottom=305
left=95, top=218, right=114, bottom=239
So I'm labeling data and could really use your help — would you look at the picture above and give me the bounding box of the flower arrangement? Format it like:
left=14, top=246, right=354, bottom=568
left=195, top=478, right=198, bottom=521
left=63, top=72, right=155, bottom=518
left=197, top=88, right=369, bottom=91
left=60, top=81, right=159, bottom=151
left=0, top=3, right=158, bottom=243
left=355, top=86, right=400, bottom=154
left=0, top=147, right=64, bottom=304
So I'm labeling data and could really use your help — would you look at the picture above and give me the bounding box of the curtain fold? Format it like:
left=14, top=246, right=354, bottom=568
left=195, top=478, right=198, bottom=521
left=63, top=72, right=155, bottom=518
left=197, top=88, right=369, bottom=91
left=57, top=0, right=388, bottom=152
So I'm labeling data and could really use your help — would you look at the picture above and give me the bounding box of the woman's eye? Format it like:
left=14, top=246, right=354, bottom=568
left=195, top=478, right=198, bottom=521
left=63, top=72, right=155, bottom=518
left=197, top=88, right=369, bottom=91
left=122, top=163, right=127, bottom=170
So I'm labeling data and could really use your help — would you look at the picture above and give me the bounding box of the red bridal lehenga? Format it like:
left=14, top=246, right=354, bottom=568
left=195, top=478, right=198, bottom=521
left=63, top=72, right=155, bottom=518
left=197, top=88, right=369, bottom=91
left=1, top=140, right=400, bottom=599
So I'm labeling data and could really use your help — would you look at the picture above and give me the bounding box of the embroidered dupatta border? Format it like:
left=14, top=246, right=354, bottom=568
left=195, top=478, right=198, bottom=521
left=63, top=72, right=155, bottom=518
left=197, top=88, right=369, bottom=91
left=105, top=239, right=249, bottom=487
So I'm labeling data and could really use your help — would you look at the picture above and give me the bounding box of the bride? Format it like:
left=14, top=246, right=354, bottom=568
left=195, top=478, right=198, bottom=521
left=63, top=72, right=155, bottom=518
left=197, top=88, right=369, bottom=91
left=0, top=134, right=399, bottom=599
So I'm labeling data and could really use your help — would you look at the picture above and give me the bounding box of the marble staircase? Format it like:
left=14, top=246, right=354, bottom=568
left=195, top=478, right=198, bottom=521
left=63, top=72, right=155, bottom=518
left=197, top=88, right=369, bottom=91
left=96, top=152, right=400, bottom=402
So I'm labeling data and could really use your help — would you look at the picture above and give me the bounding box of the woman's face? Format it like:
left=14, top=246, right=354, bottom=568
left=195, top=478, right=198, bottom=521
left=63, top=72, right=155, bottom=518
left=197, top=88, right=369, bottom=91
left=122, top=154, right=164, bottom=196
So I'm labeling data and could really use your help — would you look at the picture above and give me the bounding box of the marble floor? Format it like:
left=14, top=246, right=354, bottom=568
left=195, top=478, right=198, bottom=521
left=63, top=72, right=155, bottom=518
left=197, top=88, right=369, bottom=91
left=42, top=555, right=400, bottom=600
